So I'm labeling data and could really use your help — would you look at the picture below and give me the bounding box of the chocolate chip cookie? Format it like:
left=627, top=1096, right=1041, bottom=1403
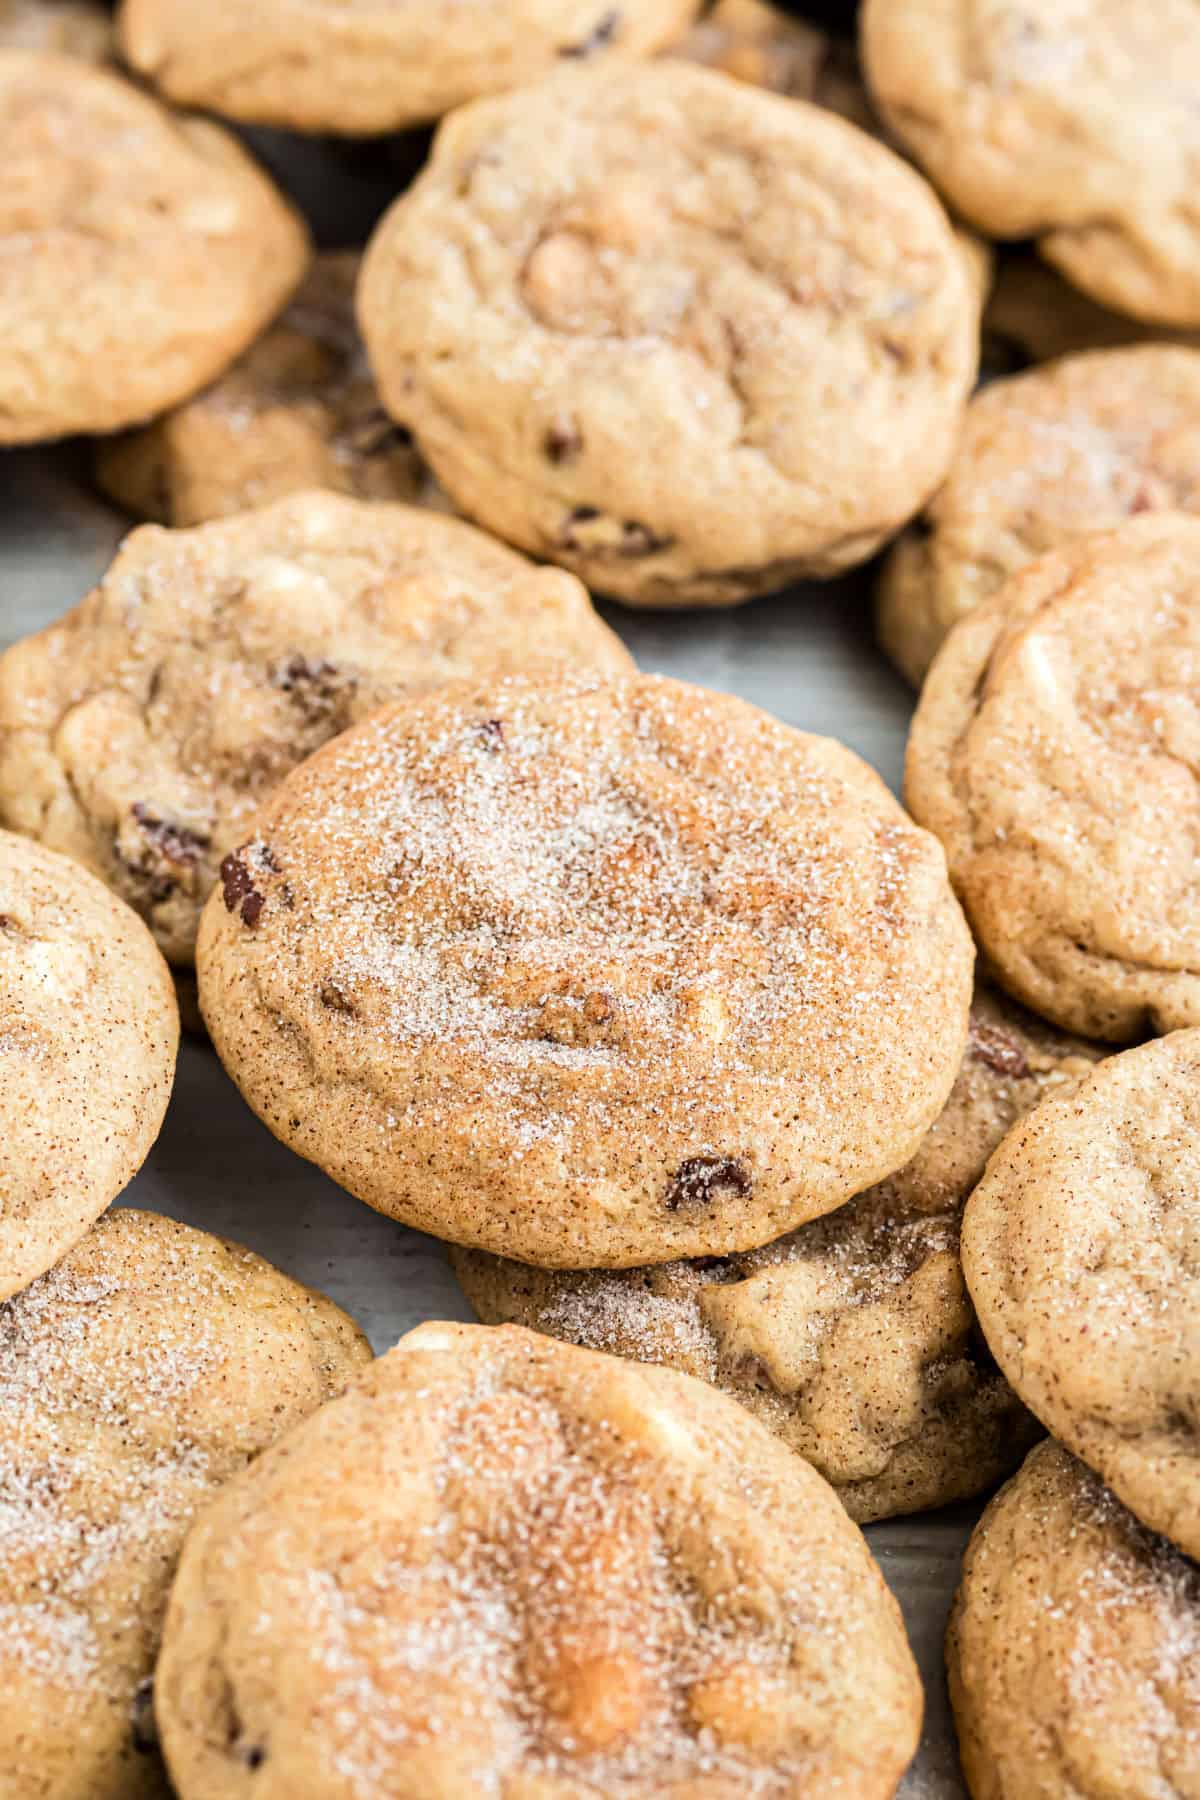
left=879, top=346, right=1200, bottom=685
left=156, top=1321, right=922, bottom=1799
left=963, top=1031, right=1200, bottom=1560
left=96, top=254, right=446, bottom=529
left=862, top=0, right=1200, bottom=326
left=454, top=983, right=1100, bottom=1523
left=0, top=1207, right=370, bottom=1800
left=1, top=831, right=177, bottom=1303
left=358, top=60, right=977, bottom=607
left=0, top=50, right=308, bottom=445
left=906, top=515, right=1200, bottom=1039
left=0, top=491, right=630, bottom=967
left=0, top=0, right=111, bottom=57
left=118, top=0, right=700, bottom=135
left=983, top=254, right=1200, bottom=371
left=197, top=672, right=973, bottom=1267
left=948, top=1440, right=1200, bottom=1800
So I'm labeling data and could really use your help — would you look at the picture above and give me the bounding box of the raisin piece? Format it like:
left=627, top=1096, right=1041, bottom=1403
left=220, top=850, right=266, bottom=927
left=968, top=1018, right=1031, bottom=1080
left=665, top=1156, right=752, bottom=1211
left=560, top=8, right=620, bottom=56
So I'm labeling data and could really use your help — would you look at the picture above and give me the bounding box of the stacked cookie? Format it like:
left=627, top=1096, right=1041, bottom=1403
left=4, top=3, right=1200, bottom=1797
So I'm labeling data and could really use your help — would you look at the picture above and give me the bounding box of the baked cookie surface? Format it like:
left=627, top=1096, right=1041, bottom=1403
left=118, top=0, right=699, bottom=134
left=0, top=831, right=177, bottom=1302
left=862, top=0, right=1200, bottom=326
left=358, top=60, right=976, bottom=608
left=197, top=672, right=973, bottom=1267
left=879, top=346, right=1200, bottom=685
left=97, top=254, right=445, bottom=529
left=454, top=984, right=1099, bottom=1522
left=0, top=51, right=308, bottom=445
left=963, top=1031, right=1200, bottom=1561
left=948, top=1440, right=1200, bottom=1800
left=0, top=1207, right=370, bottom=1800
left=156, top=1320, right=922, bottom=1799
left=906, top=515, right=1200, bottom=1039
left=0, top=491, right=630, bottom=966
left=0, top=0, right=110, bottom=57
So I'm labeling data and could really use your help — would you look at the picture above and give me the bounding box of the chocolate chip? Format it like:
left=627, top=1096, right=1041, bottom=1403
left=558, top=507, right=672, bottom=559
left=273, top=655, right=354, bottom=724
left=131, top=803, right=209, bottom=868
left=544, top=420, right=582, bottom=464
left=476, top=718, right=506, bottom=751
left=319, top=981, right=356, bottom=1015
left=130, top=1678, right=158, bottom=1755
left=239, top=1744, right=267, bottom=1770
left=220, top=850, right=266, bottom=928
left=665, top=1156, right=752, bottom=1211
left=560, top=7, right=620, bottom=55
left=969, top=1018, right=1031, bottom=1080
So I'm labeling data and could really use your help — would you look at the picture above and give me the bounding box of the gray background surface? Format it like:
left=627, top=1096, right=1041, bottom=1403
left=0, top=431, right=975, bottom=1798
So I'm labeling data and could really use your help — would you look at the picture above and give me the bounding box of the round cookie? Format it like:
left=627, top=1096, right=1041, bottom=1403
left=0, top=0, right=111, bottom=57
left=197, top=671, right=973, bottom=1268
left=861, top=0, right=1200, bottom=328
left=963, top=1031, right=1200, bottom=1561
left=947, top=1440, right=1200, bottom=1800
left=0, top=50, right=308, bottom=445
left=0, top=831, right=177, bottom=1302
left=96, top=254, right=446, bottom=529
left=878, top=346, right=1200, bottom=686
left=157, top=1320, right=922, bottom=1799
left=0, top=1207, right=371, bottom=1800
left=983, top=254, right=1200, bottom=371
left=358, top=60, right=977, bottom=608
left=0, top=490, right=631, bottom=967
left=906, top=515, right=1200, bottom=1040
left=118, top=0, right=700, bottom=135
left=454, top=983, right=1100, bottom=1523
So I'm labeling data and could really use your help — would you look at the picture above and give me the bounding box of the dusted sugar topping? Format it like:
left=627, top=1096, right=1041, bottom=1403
left=948, top=1440, right=1200, bottom=1800
left=359, top=58, right=975, bottom=606
left=455, top=983, right=1100, bottom=1522
left=0, top=1208, right=370, bottom=1800
left=0, top=830, right=177, bottom=1301
left=0, top=489, right=629, bottom=966
left=156, top=1322, right=921, bottom=1799
left=197, top=672, right=973, bottom=1267
left=963, top=1030, right=1200, bottom=1562
left=907, top=513, right=1200, bottom=1040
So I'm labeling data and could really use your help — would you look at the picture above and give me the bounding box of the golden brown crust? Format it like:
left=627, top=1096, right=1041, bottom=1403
left=359, top=60, right=976, bottom=607
left=157, top=1321, right=922, bottom=1799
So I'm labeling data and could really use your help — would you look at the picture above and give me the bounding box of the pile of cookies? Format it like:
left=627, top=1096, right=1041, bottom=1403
left=2, top=1, right=1199, bottom=1795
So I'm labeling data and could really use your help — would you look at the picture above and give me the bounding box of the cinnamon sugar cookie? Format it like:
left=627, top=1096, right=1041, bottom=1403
left=963, top=1031, right=1200, bottom=1561
left=879, top=347, right=1200, bottom=685
left=197, top=672, right=973, bottom=1267
left=0, top=51, right=308, bottom=445
left=0, top=0, right=111, bottom=57
left=156, top=1321, right=922, bottom=1799
left=358, top=60, right=976, bottom=607
left=97, top=255, right=446, bottom=529
left=906, top=515, right=1200, bottom=1040
left=948, top=1441, right=1200, bottom=1800
left=1, top=831, right=177, bottom=1303
left=118, top=0, right=700, bottom=135
left=862, top=0, right=1200, bottom=327
left=0, top=491, right=630, bottom=967
left=454, top=984, right=1099, bottom=1522
left=0, top=1207, right=370, bottom=1800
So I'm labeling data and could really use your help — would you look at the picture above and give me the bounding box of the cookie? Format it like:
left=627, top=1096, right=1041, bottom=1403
left=95, top=253, right=448, bottom=529
left=948, top=1440, right=1200, bottom=1800
left=861, top=0, right=1200, bottom=327
left=453, top=983, right=1099, bottom=1523
left=983, top=254, right=1200, bottom=371
left=0, top=1207, right=370, bottom=1800
left=0, top=831, right=177, bottom=1303
left=157, top=1320, right=922, bottom=1799
left=0, top=0, right=111, bottom=57
left=906, top=515, right=1200, bottom=1040
left=197, top=671, right=973, bottom=1267
left=118, top=0, right=700, bottom=135
left=0, top=51, right=308, bottom=445
left=0, top=490, right=631, bottom=967
left=358, top=60, right=977, bottom=608
left=878, top=346, right=1200, bottom=685
left=963, top=1031, right=1200, bottom=1561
